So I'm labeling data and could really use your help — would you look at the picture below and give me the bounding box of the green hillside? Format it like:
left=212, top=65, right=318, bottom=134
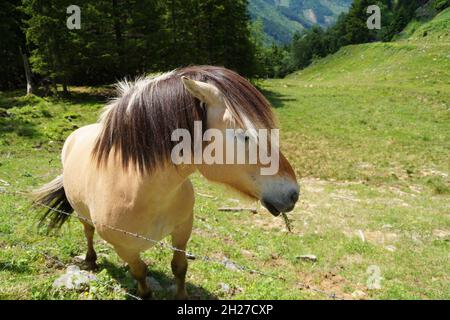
left=288, top=38, right=449, bottom=90
left=287, top=7, right=450, bottom=87
left=264, top=7, right=450, bottom=183
left=249, top=0, right=352, bottom=43
left=398, top=5, right=450, bottom=41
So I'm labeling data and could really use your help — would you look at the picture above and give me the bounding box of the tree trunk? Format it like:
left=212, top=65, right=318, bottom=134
left=62, top=80, right=68, bottom=95
left=52, top=78, right=58, bottom=95
left=19, top=46, right=34, bottom=95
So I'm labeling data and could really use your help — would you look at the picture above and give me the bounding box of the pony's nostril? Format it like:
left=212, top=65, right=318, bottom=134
left=289, top=190, right=299, bottom=203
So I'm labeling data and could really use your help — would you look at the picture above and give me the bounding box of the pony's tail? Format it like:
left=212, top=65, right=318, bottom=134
left=32, top=175, right=74, bottom=232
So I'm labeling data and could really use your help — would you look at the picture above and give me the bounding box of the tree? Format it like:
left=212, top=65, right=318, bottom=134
left=159, top=0, right=257, bottom=76
left=6, top=0, right=263, bottom=89
left=434, top=0, right=450, bottom=11
left=0, top=0, right=31, bottom=92
left=23, top=0, right=79, bottom=94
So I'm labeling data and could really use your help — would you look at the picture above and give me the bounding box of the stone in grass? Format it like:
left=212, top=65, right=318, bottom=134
left=219, top=283, right=231, bottom=294
left=218, top=283, right=243, bottom=296
left=73, top=255, right=85, bottom=262
left=52, top=265, right=97, bottom=290
left=352, top=290, right=367, bottom=300
left=296, top=255, right=318, bottom=262
left=222, top=258, right=240, bottom=272
left=384, top=245, right=397, bottom=252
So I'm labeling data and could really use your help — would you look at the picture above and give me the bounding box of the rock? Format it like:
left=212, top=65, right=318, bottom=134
left=384, top=245, right=397, bottom=252
left=296, top=255, right=318, bottom=262
left=222, top=258, right=240, bottom=271
left=73, top=255, right=86, bottom=263
left=0, top=179, right=10, bottom=186
left=352, top=290, right=367, bottom=299
left=219, top=283, right=231, bottom=294
left=52, top=265, right=97, bottom=290
left=357, top=230, right=365, bottom=242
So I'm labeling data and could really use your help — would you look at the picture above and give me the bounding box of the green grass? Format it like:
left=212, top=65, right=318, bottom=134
left=1, top=12, right=449, bottom=300
left=397, top=7, right=450, bottom=41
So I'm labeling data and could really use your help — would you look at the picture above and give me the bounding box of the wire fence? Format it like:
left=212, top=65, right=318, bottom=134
left=0, top=185, right=345, bottom=300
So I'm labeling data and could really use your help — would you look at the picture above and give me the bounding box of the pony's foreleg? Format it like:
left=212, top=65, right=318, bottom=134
left=81, top=222, right=97, bottom=270
left=114, top=245, right=151, bottom=299
left=171, top=213, right=193, bottom=300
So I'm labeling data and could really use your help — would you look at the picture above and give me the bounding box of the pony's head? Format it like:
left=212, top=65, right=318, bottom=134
left=93, top=66, right=299, bottom=216
left=179, top=67, right=299, bottom=216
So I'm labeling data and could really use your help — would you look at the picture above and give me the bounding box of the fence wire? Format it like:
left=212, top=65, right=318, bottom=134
left=0, top=186, right=344, bottom=300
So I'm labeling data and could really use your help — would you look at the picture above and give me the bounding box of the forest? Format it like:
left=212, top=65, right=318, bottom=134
left=1, top=0, right=448, bottom=92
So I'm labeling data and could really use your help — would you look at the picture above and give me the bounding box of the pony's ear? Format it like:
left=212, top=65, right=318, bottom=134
left=181, top=76, right=222, bottom=106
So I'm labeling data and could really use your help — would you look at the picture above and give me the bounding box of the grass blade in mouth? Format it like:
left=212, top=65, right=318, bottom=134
left=281, top=213, right=293, bottom=233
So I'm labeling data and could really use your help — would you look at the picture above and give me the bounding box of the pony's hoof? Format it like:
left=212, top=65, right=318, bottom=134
left=83, top=260, right=98, bottom=271
left=73, top=255, right=97, bottom=271
left=138, top=289, right=153, bottom=300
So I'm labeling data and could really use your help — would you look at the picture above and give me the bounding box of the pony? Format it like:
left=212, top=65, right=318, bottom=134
left=33, top=66, right=299, bottom=299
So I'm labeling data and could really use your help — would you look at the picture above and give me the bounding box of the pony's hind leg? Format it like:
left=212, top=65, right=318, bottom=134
left=171, top=214, right=193, bottom=300
left=114, top=246, right=152, bottom=299
left=82, top=222, right=97, bottom=270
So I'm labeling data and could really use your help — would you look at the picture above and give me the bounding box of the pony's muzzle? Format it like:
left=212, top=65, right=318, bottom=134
left=261, top=188, right=299, bottom=217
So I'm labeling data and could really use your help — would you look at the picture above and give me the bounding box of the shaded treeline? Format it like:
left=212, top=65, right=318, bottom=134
left=0, top=0, right=255, bottom=92
left=1, top=0, right=448, bottom=92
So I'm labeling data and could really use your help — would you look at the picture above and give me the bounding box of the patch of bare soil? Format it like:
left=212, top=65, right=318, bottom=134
left=294, top=271, right=362, bottom=300
left=250, top=210, right=292, bottom=233
left=364, top=230, right=399, bottom=245
left=433, top=229, right=450, bottom=240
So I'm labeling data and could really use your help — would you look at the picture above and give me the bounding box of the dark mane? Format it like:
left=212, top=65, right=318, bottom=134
left=92, top=65, right=276, bottom=173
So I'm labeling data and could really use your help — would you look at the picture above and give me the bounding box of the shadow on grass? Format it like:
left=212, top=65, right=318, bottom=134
left=0, top=117, right=40, bottom=138
left=0, top=91, right=41, bottom=138
left=56, top=87, right=114, bottom=105
left=0, top=87, right=111, bottom=139
left=260, top=88, right=296, bottom=108
left=98, top=259, right=218, bottom=300
left=0, top=261, right=32, bottom=274
left=0, top=87, right=112, bottom=109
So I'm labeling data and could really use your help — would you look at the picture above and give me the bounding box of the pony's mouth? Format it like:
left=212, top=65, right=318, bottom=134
left=261, top=200, right=281, bottom=217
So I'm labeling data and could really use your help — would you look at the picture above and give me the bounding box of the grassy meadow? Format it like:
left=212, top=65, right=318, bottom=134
left=0, top=10, right=449, bottom=300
